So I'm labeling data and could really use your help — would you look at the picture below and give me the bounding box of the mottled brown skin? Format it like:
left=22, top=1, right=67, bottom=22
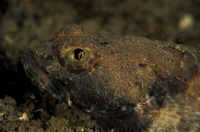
left=22, top=25, right=200, bottom=132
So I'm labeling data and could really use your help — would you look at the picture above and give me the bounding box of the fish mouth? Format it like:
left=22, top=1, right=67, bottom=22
left=21, top=50, right=70, bottom=101
left=21, top=50, right=41, bottom=83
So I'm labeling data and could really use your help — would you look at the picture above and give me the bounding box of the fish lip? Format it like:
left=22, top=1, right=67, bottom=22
left=21, top=50, right=55, bottom=93
left=21, top=50, right=40, bottom=79
left=21, top=50, right=70, bottom=101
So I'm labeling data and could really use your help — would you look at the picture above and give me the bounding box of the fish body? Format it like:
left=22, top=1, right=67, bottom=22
left=22, top=25, right=200, bottom=132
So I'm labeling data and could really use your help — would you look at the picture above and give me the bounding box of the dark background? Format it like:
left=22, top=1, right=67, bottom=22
left=0, top=0, right=200, bottom=131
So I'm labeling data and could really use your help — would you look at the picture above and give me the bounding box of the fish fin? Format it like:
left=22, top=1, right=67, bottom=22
left=96, top=110, right=146, bottom=132
left=148, top=95, right=200, bottom=132
left=96, top=95, right=200, bottom=132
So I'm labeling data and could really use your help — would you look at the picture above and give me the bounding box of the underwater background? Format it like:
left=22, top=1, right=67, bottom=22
left=0, top=0, right=200, bottom=131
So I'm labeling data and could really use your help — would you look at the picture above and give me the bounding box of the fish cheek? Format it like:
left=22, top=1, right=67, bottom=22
left=66, top=72, right=130, bottom=117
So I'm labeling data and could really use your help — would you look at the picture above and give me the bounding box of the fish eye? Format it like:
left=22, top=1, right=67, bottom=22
left=58, top=45, right=98, bottom=70
left=71, top=48, right=85, bottom=60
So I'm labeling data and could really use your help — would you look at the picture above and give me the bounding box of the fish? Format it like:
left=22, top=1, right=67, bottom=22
left=21, top=25, right=200, bottom=132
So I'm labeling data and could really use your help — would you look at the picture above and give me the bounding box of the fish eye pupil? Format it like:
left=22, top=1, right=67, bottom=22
left=72, top=48, right=85, bottom=60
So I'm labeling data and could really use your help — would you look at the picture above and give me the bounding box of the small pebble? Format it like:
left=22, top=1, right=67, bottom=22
left=178, top=13, right=195, bottom=30
left=18, top=112, right=29, bottom=121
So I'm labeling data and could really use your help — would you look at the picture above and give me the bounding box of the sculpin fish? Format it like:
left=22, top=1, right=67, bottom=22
left=22, top=25, right=200, bottom=132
